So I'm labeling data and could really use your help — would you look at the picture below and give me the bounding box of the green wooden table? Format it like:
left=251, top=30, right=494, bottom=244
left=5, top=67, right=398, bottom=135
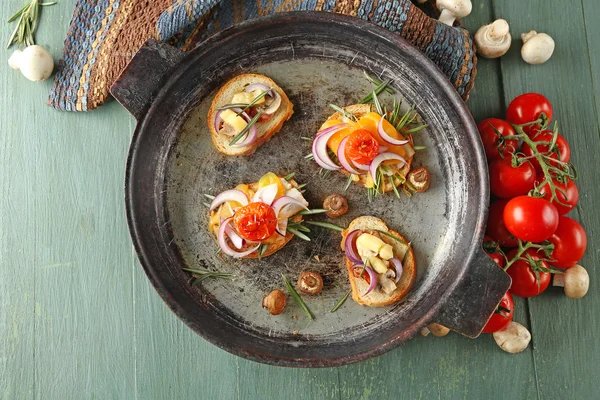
left=1, top=1, right=599, bottom=398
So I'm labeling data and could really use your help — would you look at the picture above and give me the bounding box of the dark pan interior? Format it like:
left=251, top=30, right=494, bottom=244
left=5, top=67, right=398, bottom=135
left=126, top=12, right=487, bottom=367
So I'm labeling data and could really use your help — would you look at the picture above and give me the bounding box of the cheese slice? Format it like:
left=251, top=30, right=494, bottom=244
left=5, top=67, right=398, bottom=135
left=220, top=109, right=247, bottom=133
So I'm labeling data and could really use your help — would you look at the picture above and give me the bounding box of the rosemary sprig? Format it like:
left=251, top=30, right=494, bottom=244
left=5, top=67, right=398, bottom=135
left=284, top=172, right=296, bottom=181
left=216, top=103, right=254, bottom=111
left=343, top=174, right=354, bottom=192
left=304, top=153, right=315, bottom=160
left=287, top=227, right=311, bottom=241
left=330, top=289, right=352, bottom=312
left=296, top=183, right=307, bottom=190
left=183, top=267, right=233, bottom=285
left=203, top=193, right=215, bottom=199
left=329, top=104, right=357, bottom=121
left=359, top=79, right=391, bottom=104
left=374, top=229, right=407, bottom=244
left=413, top=145, right=427, bottom=151
left=257, top=244, right=268, bottom=260
left=300, top=136, right=312, bottom=141
left=236, top=88, right=272, bottom=116
left=282, top=273, right=314, bottom=320
left=363, top=71, right=395, bottom=94
left=229, top=111, right=262, bottom=146
left=305, top=221, right=344, bottom=232
left=297, top=208, right=328, bottom=215
left=7, top=0, right=56, bottom=49
left=391, top=176, right=401, bottom=199
left=372, top=89, right=384, bottom=116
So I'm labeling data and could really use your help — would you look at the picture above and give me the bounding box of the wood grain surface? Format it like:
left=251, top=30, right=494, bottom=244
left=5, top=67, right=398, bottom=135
left=1, top=0, right=598, bottom=399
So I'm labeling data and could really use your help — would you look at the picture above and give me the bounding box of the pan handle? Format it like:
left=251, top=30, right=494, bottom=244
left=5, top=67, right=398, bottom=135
left=432, top=248, right=512, bottom=338
left=110, top=39, right=186, bottom=120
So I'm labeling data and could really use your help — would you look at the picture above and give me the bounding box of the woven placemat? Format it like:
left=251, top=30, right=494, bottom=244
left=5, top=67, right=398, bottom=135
left=48, top=0, right=476, bottom=112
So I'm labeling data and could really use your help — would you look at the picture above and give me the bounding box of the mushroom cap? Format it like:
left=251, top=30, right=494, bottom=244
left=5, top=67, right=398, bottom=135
left=8, top=50, right=23, bottom=70
left=19, top=45, right=54, bottom=82
left=475, top=19, right=512, bottom=58
left=564, top=264, right=589, bottom=299
left=437, top=0, right=473, bottom=19
left=521, top=32, right=555, bottom=65
left=493, top=322, right=531, bottom=354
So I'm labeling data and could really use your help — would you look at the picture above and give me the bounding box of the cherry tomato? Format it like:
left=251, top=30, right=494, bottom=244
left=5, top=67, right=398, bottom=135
left=506, top=93, right=553, bottom=135
left=345, top=129, right=380, bottom=165
left=477, top=118, right=518, bottom=161
left=483, top=236, right=506, bottom=268
left=353, top=266, right=371, bottom=285
left=504, top=196, right=559, bottom=242
left=539, top=178, right=579, bottom=215
left=233, top=203, right=277, bottom=241
left=521, top=130, right=571, bottom=174
left=482, top=291, right=514, bottom=333
left=489, top=158, right=536, bottom=199
left=548, top=216, right=587, bottom=268
left=506, top=248, right=551, bottom=298
left=486, top=199, right=519, bottom=248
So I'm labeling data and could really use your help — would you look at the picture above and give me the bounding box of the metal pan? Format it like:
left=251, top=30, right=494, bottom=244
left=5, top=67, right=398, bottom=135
left=110, top=12, right=510, bottom=367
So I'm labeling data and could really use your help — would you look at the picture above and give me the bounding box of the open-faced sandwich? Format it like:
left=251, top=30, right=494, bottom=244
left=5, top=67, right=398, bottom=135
left=208, top=172, right=312, bottom=258
left=341, top=216, right=416, bottom=306
left=208, top=73, right=294, bottom=156
left=311, top=102, right=423, bottom=196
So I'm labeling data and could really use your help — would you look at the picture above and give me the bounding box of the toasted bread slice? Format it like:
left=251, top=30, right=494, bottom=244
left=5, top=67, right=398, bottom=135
left=326, top=104, right=414, bottom=193
left=208, top=73, right=294, bottom=156
left=340, top=216, right=416, bottom=307
left=209, top=178, right=302, bottom=259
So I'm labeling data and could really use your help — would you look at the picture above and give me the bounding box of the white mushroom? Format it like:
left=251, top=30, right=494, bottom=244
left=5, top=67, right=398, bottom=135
left=493, top=322, right=531, bottom=354
left=420, top=323, right=450, bottom=337
left=475, top=19, right=512, bottom=58
left=521, top=30, right=555, bottom=64
left=8, top=45, right=54, bottom=82
left=553, top=264, right=589, bottom=299
left=437, top=0, right=472, bottom=26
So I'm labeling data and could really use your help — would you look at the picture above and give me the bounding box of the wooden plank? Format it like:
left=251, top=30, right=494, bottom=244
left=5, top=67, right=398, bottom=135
left=495, top=0, right=600, bottom=398
left=338, top=3, right=538, bottom=399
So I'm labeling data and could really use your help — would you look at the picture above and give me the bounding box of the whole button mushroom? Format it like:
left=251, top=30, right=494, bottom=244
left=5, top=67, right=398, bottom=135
left=475, top=19, right=512, bottom=58
left=493, top=322, right=531, bottom=354
left=521, top=30, right=555, bottom=64
left=8, top=45, right=54, bottom=82
left=436, top=0, right=472, bottom=26
left=553, top=264, right=589, bottom=299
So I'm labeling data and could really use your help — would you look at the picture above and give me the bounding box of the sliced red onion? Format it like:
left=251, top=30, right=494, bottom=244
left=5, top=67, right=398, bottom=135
left=245, top=83, right=273, bottom=97
left=389, top=257, right=403, bottom=283
left=377, top=116, right=410, bottom=145
left=344, top=230, right=362, bottom=264
left=224, top=223, right=244, bottom=249
left=218, top=218, right=260, bottom=258
left=209, top=189, right=249, bottom=211
left=337, top=137, right=361, bottom=175
left=271, top=196, right=309, bottom=218
left=316, top=123, right=348, bottom=137
left=252, top=183, right=279, bottom=206
left=369, top=152, right=408, bottom=182
left=353, top=264, right=378, bottom=296
left=312, top=126, right=346, bottom=170
left=214, top=110, right=224, bottom=132
left=228, top=107, right=258, bottom=147
left=276, top=218, right=288, bottom=236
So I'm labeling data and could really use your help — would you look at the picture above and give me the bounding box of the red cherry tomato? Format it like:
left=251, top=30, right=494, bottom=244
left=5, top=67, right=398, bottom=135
left=539, top=178, right=579, bottom=215
left=486, top=199, right=519, bottom=248
left=233, top=203, right=277, bottom=241
left=483, top=236, right=506, bottom=268
left=353, top=266, right=371, bottom=285
left=345, top=129, right=380, bottom=165
left=521, top=130, right=571, bottom=174
left=489, top=158, right=536, bottom=199
left=503, top=196, right=559, bottom=242
left=548, top=216, right=587, bottom=268
left=477, top=118, right=518, bottom=161
left=506, top=93, right=553, bottom=135
left=506, top=248, right=551, bottom=298
left=482, top=291, right=514, bottom=333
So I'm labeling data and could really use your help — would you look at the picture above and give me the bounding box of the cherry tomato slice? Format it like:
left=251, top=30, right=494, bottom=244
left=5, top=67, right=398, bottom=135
left=233, top=203, right=277, bottom=241
left=477, top=118, right=518, bottom=161
left=539, top=177, right=579, bottom=215
left=506, top=249, right=551, bottom=298
left=486, top=199, right=519, bottom=248
left=506, top=93, right=553, bottom=136
left=548, top=216, right=587, bottom=268
left=353, top=266, right=371, bottom=285
left=521, top=130, right=571, bottom=174
left=489, top=158, right=536, bottom=199
left=503, top=196, right=559, bottom=243
left=482, top=291, right=514, bottom=333
left=345, top=129, right=380, bottom=165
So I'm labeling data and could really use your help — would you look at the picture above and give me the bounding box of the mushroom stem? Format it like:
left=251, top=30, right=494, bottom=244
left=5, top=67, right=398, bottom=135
left=553, top=273, right=565, bottom=287
left=475, top=19, right=512, bottom=58
left=437, top=0, right=472, bottom=26
left=553, top=264, right=589, bottom=299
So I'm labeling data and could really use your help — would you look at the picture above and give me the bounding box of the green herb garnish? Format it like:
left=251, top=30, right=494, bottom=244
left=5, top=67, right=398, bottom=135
left=282, top=273, right=314, bottom=320
left=236, top=88, right=272, bottom=116
left=363, top=71, right=395, bottom=95
left=183, top=267, right=233, bottom=286
left=372, top=89, right=384, bottom=116
left=359, top=79, right=391, bottom=104
left=257, top=244, right=268, bottom=260
left=284, top=172, right=296, bottom=181
left=297, top=208, right=328, bottom=215
left=413, top=145, right=427, bottom=151
left=330, top=289, right=352, bottom=313
left=305, top=221, right=344, bottom=232
left=216, top=103, right=254, bottom=111
left=343, top=174, right=354, bottom=192
left=374, top=229, right=407, bottom=244
left=7, top=0, right=56, bottom=49
left=329, top=104, right=357, bottom=121
left=229, top=111, right=262, bottom=146
left=287, top=227, right=311, bottom=241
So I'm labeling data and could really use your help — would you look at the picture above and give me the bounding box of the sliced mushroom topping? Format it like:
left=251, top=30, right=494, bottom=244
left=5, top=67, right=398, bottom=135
left=379, top=273, right=397, bottom=295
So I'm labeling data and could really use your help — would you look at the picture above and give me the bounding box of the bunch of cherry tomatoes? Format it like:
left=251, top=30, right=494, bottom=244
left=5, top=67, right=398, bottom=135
left=477, top=93, right=588, bottom=334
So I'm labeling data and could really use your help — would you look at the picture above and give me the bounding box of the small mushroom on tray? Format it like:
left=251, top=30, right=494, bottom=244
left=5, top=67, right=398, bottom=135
left=323, top=194, right=348, bottom=218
